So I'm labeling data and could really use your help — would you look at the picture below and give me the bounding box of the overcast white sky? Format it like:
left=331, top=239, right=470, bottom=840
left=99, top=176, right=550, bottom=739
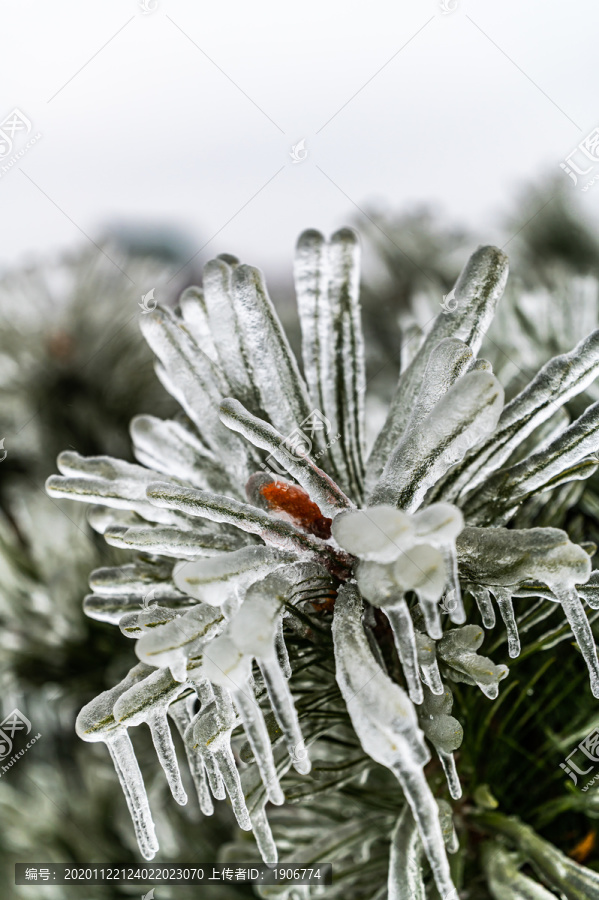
left=1, top=0, right=598, bottom=281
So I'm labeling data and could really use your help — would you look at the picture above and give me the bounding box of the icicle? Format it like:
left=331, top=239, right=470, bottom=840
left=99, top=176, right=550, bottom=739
left=275, top=617, right=292, bottom=679
left=167, top=695, right=214, bottom=816
left=230, top=577, right=310, bottom=774
left=552, top=585, right=599, bottom=698
left=212, top=741, right=252, bottom=829
left=107, top=732, right=159, bottom=860
left=250, top=806, right=278, bottom=865
left=439, top=750, right=462, bottom=801
left=233, top=687, right=285, bottom=806
left=111, top=668, right=190, bottom=807
left=384, top=597, right=423, bottom=705
left=259, top=658, right=310, bottom=774
left=202, top=635, right=284, bottom=805
left=146, top=709, right=187, bottom=806
left=201, top=746, right=226, bottom=801
left=440, top=544, right=466, bottom=624
left=332, top=584, right=457, bottom=900
left=187, top=678, right=225, bottom=801
left=75, top=663, right=162, bottom=859
left=188, top=684, right=251, bottom=830
left=436, top=798, right=459, bottom=854
left=492, top=587, right=521, bottom=658
left=469, top=585, right=496, bottom=628
left=414, top=631, right=444, bottom=696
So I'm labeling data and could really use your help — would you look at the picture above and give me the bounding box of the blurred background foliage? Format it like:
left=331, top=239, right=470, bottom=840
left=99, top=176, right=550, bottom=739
left=2, top=181, right=599, bottom=898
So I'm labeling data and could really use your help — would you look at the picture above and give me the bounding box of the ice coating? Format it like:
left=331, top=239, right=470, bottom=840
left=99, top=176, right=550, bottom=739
left=417, top=684, right=463, bottom=799
left=388, top=804, right=426, bottom=900
left=293, top=228, right=365, bottom=500
left=178, top=285, right=219, bottom=362
left=388, top=799, right=459, bottom=900
left=437, top=626, right=508, bottom=699
left=146, top=482, right=348, bottom=576
left=478, top=812, right=599, bottom=898
left=335, top=502, right=465, bottom=640
left=331, top=505, right=414, bottom=563
left=139, top=305, right=255, bottom=483
left=231, top=264, right=316, bottom=451
left=332, top=584, right=456, bottom=899
left=172, top=546, right=292, bottom=606
left=456, top=526, right=592, bottom=591
left=220, top=398, right=353, bottom=516
left=51, top=231, right=599, bottom=884
left=46, top=451, right=191, bottom=527
left=130, top=414, right=237, bottom=498
left=456, top=526, right=598, bottom=688
left=400, top=338, right=474, bottom=434
left=369, top=370, right=504, bottom=511
left=104, top=522, right=242, bottom=559
left=440, top=328, right=599, bottom=503
left=366, top=245, right=509, bottom=492
left=412, top=504, right=466, bottom=624
left=135, top=602, right=225, bottom=682
left=202, top=257, right=258, bottom=407
left=85, top=558, right=193, bottom=625
left=482, top=842, right=557, bottom=900
left=464, top=400, right=599, bottom=524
